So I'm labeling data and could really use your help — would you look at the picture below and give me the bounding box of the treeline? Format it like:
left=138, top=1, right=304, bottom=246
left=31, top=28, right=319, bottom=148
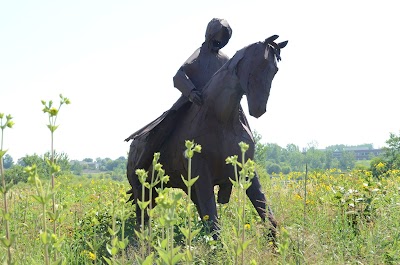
left=70, top=156, right=127, bottom=181
left=253, top=130, right=400, bottom=176
left=3, top=131, right=399, bottom=184
left=254, top=131, right=358, bottom=174
left=2, top=152, right=127, bottom=183
left=369, top=132, right=400, bottom=177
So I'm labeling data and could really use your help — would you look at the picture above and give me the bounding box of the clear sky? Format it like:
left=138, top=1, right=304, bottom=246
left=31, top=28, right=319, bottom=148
left=1, top=0, right=399, bottom=161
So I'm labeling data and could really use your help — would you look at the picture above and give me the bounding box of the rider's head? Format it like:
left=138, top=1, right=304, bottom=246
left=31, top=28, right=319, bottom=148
left=205, top=18, right=232, bottom=52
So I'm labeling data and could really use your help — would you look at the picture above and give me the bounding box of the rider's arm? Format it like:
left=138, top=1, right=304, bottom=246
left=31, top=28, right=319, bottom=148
left=173, top=66, right=203, bottom=105
left=173, top=66, right=197, bottom=98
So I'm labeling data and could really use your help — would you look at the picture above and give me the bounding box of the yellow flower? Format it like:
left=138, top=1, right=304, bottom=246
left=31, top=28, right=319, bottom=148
left=82, top=250, right=96, bottom=261
left=376, top=162, right=386, bottom=170
left=203, top=215, right=209, bottom=221
left=294, top=194, right=302, bottom=200
left=244, top=224, right=250, bottom=230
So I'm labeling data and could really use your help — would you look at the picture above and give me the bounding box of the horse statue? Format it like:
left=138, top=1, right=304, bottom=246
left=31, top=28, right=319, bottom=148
left=126, top=35, right=288, bottom=239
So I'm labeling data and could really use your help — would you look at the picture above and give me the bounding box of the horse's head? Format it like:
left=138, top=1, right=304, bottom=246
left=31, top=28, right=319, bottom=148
left=233, top=35, right=288, bottom=118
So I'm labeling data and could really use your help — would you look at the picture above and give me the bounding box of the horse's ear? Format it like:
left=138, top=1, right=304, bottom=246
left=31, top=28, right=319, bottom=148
left=278, top=41, right=288, bottom=49
left=265, top=35, right=279, bottom=44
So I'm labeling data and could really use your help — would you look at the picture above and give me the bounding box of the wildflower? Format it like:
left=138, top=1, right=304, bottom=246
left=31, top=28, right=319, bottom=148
left=239, top=141, right=249, bottom=153
left=82, top=250, right=96, bottom=260
left=203, top=215, right=209, bottom=221
left=244, top=224, right=251, bottom=230
left=294, top=194, right=302, bottom=200
left=376, top=162, right=386, bottom=170
left=193, top=144, right=202, bottom=153
left=226, top=155, right=239, bottom=165
left=6, top=120, right=14, bottom=128
left=49, top=107, right=58, bottom=116
left=154, top=163, right=162, bottom=171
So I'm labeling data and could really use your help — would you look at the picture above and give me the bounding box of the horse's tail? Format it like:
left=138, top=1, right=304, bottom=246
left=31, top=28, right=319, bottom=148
left=126, top=139, right=141, bottom=203
left=124, top=109, right=181, bottom=203
left=126, top=135, right=156, bottom=203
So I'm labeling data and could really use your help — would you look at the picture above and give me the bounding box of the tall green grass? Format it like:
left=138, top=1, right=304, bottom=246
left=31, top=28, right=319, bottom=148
left=2, top=168, right=399, bottom=264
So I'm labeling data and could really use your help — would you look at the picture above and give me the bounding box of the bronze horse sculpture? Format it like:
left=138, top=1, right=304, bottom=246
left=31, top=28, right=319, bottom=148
left=126, top=35, right=288, bottom=239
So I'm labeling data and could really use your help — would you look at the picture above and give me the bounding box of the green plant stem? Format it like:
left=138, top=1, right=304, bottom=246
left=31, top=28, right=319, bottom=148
left=241, top=150, right=246, bottom=265
left=43, top=202, right=49, bottom=265
left=140, top=181, right=145, bottom=259
left=121, top=203, right=126, bottom=265
left=170, top=225, right=174, bottom=264
left=1, top=124, right=12, bottom=265
left=148, top=166, right=156, bottom=254
left=111, top=201, right=116, bottom=259
left=1, top=158, right=12, bottom=265
left=187, top=155, right=192, bottom=263
left=161, top=180, right=165, bottom=242
left=303, top=163, right=308, bottom=251
left=50, top=131, right=57, bottom=262
left=233, top=162, right=239, bottom=265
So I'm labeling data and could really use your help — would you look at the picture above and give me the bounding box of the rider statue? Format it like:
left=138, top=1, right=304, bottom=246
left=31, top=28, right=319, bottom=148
left=126, top=18, right=238, bottom=202
left=126, top=18, right=277, bottom=239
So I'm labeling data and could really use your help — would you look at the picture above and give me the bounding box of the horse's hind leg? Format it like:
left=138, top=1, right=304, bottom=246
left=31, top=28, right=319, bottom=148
left=246, top=176, right=277, bottom=239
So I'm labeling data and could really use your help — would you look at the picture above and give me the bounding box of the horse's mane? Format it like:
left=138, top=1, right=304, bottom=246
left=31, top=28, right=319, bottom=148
left=201, top=42, right=264, bottom=97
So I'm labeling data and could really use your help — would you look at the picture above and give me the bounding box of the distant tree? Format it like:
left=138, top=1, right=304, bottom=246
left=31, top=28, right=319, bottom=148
left=286, top=144, right=305, bottom=171
left=281, top=163, right=291, bottom=174
left=253, top=130, right=268, bottom=168
left=44, top=151, right=71, bottom=173
left=326, top=144, right=346, bottom=151
left=116, top=156, right=126, bottom=161
left=265, top=143, right=284, bottom=164
left=338, top=151, right=356, bottom=171
left=98, top=158, right=111, bottom=171
left=286, top=143, right=299, bottom=153
left=382, top=131, right=400, bottom=169
left=4, top=165, right=25, bottom=183
left=304, top=148, right=325, bottom=170
left=70, top=160, right=84, bottom=175
left=331, top=158, right=340, bottom=169
left=18, top=153, right=48, bottom=177
left=105, top=160, right=117, bottom=171
left=324, top=149, right=334, bottom=169
left=16, top=152, right=70, bottom=180
left=83, top=158, right=93, bottom=163
left=267, top=163, right=281, bottom=175
left=370, top=156, right=388, bottom=178
left=3, top=153, right=14, bottom=169
left=354, top=143, right=373, bottom=150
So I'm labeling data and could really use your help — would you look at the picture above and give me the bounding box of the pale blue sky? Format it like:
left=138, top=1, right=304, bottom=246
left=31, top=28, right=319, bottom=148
left=1, top=0, right=399, bottom=160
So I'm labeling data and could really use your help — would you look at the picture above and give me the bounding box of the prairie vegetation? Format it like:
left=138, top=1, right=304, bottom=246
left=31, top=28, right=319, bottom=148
left=2, top=167, right=400, bottom=264
left=1, top=97, right=400, bottom=264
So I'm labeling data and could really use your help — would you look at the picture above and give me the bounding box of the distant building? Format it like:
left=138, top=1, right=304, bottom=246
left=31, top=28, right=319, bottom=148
left=332, top=147, right=382, bottom=160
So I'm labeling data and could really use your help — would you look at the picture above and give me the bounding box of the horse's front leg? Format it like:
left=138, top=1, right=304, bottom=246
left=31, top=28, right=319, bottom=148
left=246, top=176, right=277, bottom=239
left=196, top=193, right=219, bottom=240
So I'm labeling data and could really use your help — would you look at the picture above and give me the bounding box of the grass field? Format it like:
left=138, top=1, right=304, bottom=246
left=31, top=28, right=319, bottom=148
left=1, top=166, right=400, bottom=264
